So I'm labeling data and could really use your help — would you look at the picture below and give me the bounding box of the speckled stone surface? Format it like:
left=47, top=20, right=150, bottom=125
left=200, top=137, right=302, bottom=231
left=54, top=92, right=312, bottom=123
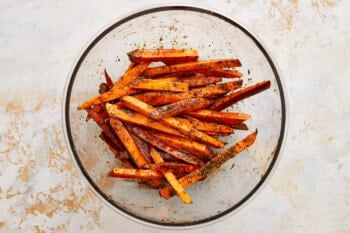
left=0, top=1, right=349, bottom=232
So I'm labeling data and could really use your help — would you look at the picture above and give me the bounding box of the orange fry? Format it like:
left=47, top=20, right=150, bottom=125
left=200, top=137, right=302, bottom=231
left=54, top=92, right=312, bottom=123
left=77, top=63, right=148, bottom=110
left=132, top=81, right=242, bottom=106
left=86, top=107, right=123, bottom=149
left=152, top=131, right=213, bottom=159
left=131, top=126, right=204, bottom=166
left=180, top=116, right=234, bottom=134
left=109, top=117, right=149, bottom=168
left=143, top=59, right=242, bottom=77
left=128, top=48, right=198, bottom=63
left=231, top=122, right=249, bottom=131
left=112, top=63, right=147, bottom=89
left=187, top=110, right=250, bottom=125
left=145, top=162, right=199, bottom=174
left=204, top=131, right=232, bottom=136
left=111, top=168, right=162, bottom=179
left=121, top=96, right=225, bottom=148
left=180, top=75, right=222, bottom=87
left=125, top=124, right=152, bottom=163
left=130, top=79, right=189, bottom=92
left=149, top=148, right=192, bottom=204
left=197, top=68, right=243, bottom=78
left=104, top=69, right=114, bottom=89
left=210, top=80, right=271, bottom=111
left=161, top=117, right=225, bottom=148
left=160, top=130, right=258, bottom=198
left=150, top=98, right=212, bottom=119
left=106, top=103, right=183, bottom=137
left=190, top=80, right=243, bottom=96
left=99, top=132, right=135, bottom=168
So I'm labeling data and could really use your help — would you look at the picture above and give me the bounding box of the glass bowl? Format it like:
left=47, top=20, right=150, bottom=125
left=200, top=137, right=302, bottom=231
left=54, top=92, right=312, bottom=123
left=63, top=4, right=287, bottom=228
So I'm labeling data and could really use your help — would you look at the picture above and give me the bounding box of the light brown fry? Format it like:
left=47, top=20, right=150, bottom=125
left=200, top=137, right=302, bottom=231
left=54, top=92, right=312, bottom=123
left=143, top=59, right=242, bottom=77
left=160, top=130, right=258, bottom=198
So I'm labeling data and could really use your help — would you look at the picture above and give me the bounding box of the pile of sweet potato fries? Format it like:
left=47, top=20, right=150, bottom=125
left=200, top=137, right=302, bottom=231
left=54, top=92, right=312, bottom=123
left=78, top=49, right=271, bottom=204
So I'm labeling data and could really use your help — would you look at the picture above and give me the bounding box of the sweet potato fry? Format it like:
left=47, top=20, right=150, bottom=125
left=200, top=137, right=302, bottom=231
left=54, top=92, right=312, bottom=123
left=125, top=124, right=152, bottom=163
left=86, top=104, right=108, bottom=122
left=132, top=91, right=183, bottom=106
left=190, top=80, right=243, bottom=96
left=130, top=79, right=189, bottom=92
left=78, top=86, right=138, bottom=110
left=204, top=131, right=232, bottom=136
left=160, top=130, right=258, bottom=198
left=128, top=49, right=198, bottom=63
left=86, top=106, right=123, bottom=149
left=150, top=98, right=212, bottom=119
left=152, top=131, right=213, bottom=159
left=132, top=81, right=242, bottom=106
left=143, top=59, right=242, bottom=77
left=158, top=151, right=181, bottom=162
left=210, top=80, right=271, bottom=111
left=231, top=122, right=249, bottom=130
left=161, top=117, right=225, bottom=148
left=149, top=148, right=192, bottom=204
left=197, top=68, right=243, bottom=78
left=187, top=110, right=250, bottom=125
left=98, top=70, right=114, bottom=94
left=152, top=76, right=178, bottom=81
left=99, top=131, right=120, bottom=156
left=111, top=168, right=162, bottom=179
left=109, top=117, right=149, bottom=168
left=77, top=63, right=148, bottom=110
left=153, top=75, right=222, bottom=87
left=106, top=103, right=183, bottom=137
left=104, top=69, right=114, bottom=89
left=180, top=75, right=222, bottom=87
left=120, top=96, right=224, bottom=148
left=99, top=132, right=136, bottom=168
left=131, top=126, right=204, bottom=166
left=145, top=162, right=199, bottom=174
left=180, top=116, right=234, bottom=134
left=112, top=62, right=148, bottom=89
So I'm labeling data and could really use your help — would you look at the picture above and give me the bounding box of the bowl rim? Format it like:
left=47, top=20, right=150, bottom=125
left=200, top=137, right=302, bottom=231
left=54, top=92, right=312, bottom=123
left=62, top=3, right=288, bottom=229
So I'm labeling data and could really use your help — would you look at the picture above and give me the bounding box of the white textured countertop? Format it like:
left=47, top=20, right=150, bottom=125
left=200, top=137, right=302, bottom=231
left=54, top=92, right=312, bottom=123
left=0, top=1, right=349, bottom=232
